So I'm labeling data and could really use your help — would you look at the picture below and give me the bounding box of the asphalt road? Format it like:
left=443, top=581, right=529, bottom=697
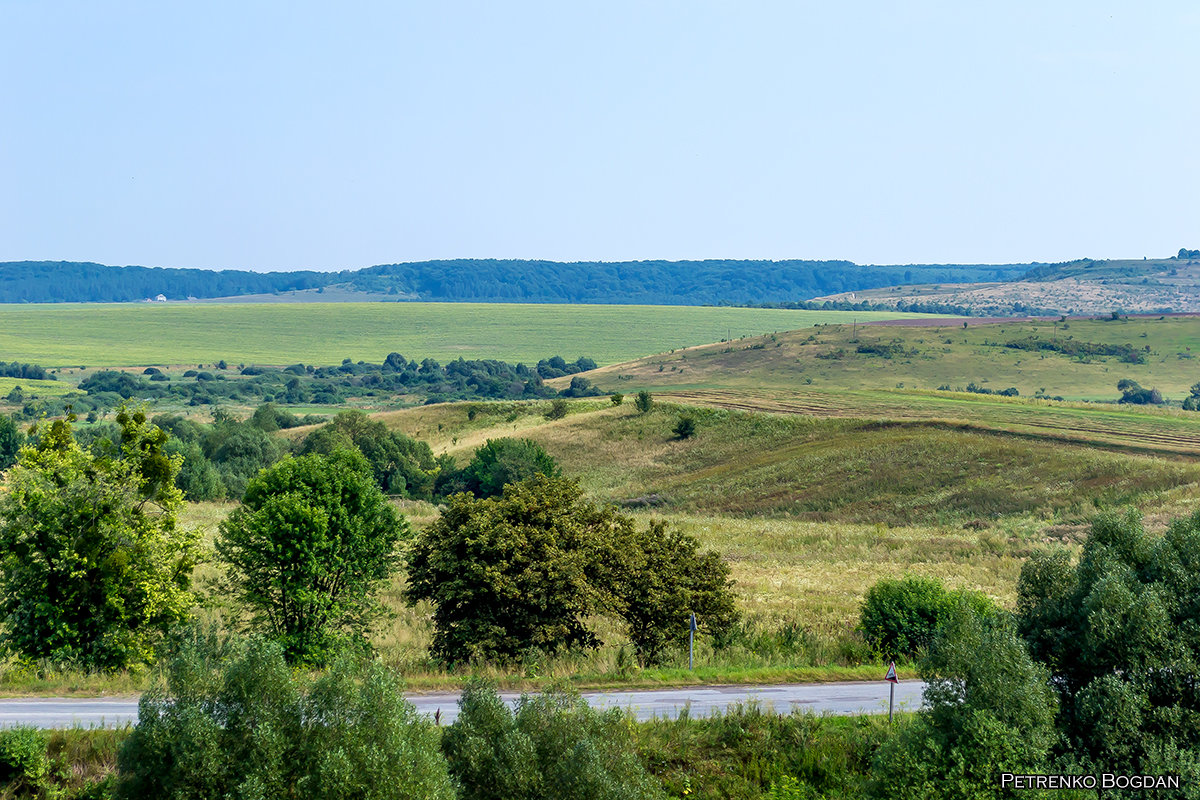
left=0, top=681, right=925, bottom=728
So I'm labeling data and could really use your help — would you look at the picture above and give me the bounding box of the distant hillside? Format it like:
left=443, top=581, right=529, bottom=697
left=815, top=253, right=1200, bottom=315
left=0, top=259, right=1031, bottom=305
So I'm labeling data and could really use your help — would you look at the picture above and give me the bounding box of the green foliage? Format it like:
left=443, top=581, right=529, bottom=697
left=116, top=635, right=454, bottom=800
left=0, top=414, right=22, bottom=469
left=762, top=776, right=822, bottom=800
left=1183, top=381, right=1200, bottom=411
left=301, top=410, right=437, bottom=498
left=858, top=576, right=992, bottom=661
left=406, top=476, right=618, bottom=663
left=217, top=450, right=407, bottom=665
left=635, top=390, right=653, bottom=413
left=633, top=706, right=891, bottom=800
left=610, top=392, right=624, bottom=406
left=869, top=602, right=1057, bottom=800
left=616, top=520, right=737, bottom=666
left=0, top=726, right=50, bottom=793
left=545, top=398, right=569, bottom=419
left=455, top=437, right=561, bottom=499
left=407, top=475, right=737, bottom=667
left=673, top=413, right=697, bottom=439
left=0, top=409, right=198, bottom=669
left=443, top=680, right=664, bottom=800
left=1017, top=508, right=1200, bottom=775
left=1116, top=377, right=1164, bottom=405
left=248, top=401, right=302, bottom=432
left=164, top=439, right=226, bottom=501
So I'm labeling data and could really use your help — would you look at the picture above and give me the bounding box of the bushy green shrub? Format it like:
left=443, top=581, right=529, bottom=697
left=673, top=414, right=697, bottom=440
left=859, top=576, right=992, bottom=661
left=1018, top=508, right=1200, bottom=777
left=635, top=390, right=653, bottom=413
left=454, top=437, right=561, bottom=499
left=868, top=602, right=1057, bottom=800
left=443, top=681, right=664, bottom=800
left=117, top=635, right=453, bottom=800
left=0, top=726, right=50, bottom=792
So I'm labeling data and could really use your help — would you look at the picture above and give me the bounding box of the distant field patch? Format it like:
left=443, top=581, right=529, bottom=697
left=0, top=303, right=941, bottom=368
left=0, top=376, right=73, bottom=397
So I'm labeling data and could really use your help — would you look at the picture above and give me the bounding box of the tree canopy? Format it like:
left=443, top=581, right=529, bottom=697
left=217, top=450, right=408, bottom=665
left=406, top=475, right=735, bottom=665
left=0, top=409, right=198, bottom=669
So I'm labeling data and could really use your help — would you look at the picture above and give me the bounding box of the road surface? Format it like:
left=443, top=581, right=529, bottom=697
left=0, top=681, right=924, bottom=728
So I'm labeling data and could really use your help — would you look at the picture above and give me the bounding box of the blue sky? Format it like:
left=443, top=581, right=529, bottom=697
left=2, top=1, right=1197, bottom=271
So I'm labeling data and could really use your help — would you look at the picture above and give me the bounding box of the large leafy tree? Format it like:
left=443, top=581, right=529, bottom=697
left=217, top=450, right=407, bottom=665
left=406, top=475, right=736, bottom=665
left=458, top=438, right=560, bottom=499
left=1017, top=508, right=1200, bottom=777
left=615, top=520, right=737, bottom=666
left=407, top=476, right=616, bottom=663
left=0, top=409, right=198, bottom=669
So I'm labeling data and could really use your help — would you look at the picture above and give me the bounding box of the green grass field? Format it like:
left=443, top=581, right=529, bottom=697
left=0, top=303, right=940, bottom=368
left=574, top=314, right=1200, bottom=401
left=0, top=376, right=74, bottom=397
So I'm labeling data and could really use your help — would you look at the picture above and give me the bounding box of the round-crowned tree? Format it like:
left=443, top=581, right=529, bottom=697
left=217, top=449, right=407, bottom=665
left=460, top=438, right=561, bottom=499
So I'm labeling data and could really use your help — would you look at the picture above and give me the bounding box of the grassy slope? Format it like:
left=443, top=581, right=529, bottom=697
left=357, top=401, right=1200, bottom=636
left=818, top=256, right=1200, bottom=314
left=566, top=315, right=1200, bottom=400
left=0, top=303, right=938, bottom=368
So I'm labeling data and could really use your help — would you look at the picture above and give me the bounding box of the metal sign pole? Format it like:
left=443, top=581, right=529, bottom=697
left=688, top=612, right=697, bottom=670
left=884, top=660, right=898, bottom=723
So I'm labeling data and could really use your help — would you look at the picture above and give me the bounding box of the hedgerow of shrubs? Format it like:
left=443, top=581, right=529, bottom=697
left=444, top=680, right=664, bottom=800
left=116, top=634, right=454, bottom=800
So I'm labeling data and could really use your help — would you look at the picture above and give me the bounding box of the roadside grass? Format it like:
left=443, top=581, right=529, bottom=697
left=634, top=707, right=898, bottom=800
left=572, top=314, right=1200, bottom=402
left=0, top=303, right=937, bottom=368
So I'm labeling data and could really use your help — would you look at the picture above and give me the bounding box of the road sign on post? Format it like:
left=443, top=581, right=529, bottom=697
left=688, top=612, right=698, bottom=670
left=885, top=661, right=898, bottom=722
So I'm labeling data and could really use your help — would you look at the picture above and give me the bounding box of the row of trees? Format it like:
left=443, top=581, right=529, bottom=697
left=0, top=408, right=733, bottom=670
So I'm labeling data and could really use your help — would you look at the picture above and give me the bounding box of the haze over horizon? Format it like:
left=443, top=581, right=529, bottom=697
left=3, top=2, right=1197, bottom=273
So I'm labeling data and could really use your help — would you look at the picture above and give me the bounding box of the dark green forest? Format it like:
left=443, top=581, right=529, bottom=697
left=0, top=259, right=1034, bottom=305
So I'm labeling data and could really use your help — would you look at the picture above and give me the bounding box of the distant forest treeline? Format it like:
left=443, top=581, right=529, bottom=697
left=0, top=259, right=1035, bottom=305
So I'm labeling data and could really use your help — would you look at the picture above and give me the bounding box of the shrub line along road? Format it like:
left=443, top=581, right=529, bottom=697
left=0, top=681, right=926, bottom=728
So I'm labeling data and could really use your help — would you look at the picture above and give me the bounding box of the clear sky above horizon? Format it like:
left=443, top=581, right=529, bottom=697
left=3, top=2, right=1197, bottom=272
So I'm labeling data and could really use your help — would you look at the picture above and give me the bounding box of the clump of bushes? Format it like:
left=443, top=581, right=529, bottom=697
left=117, top=635, right=454, bottom=800
left=444, top=680, right=664, bottom=800
left=859, top=576, right=992, bottom=661
left=1116, top=378, right=1164, bottom=405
